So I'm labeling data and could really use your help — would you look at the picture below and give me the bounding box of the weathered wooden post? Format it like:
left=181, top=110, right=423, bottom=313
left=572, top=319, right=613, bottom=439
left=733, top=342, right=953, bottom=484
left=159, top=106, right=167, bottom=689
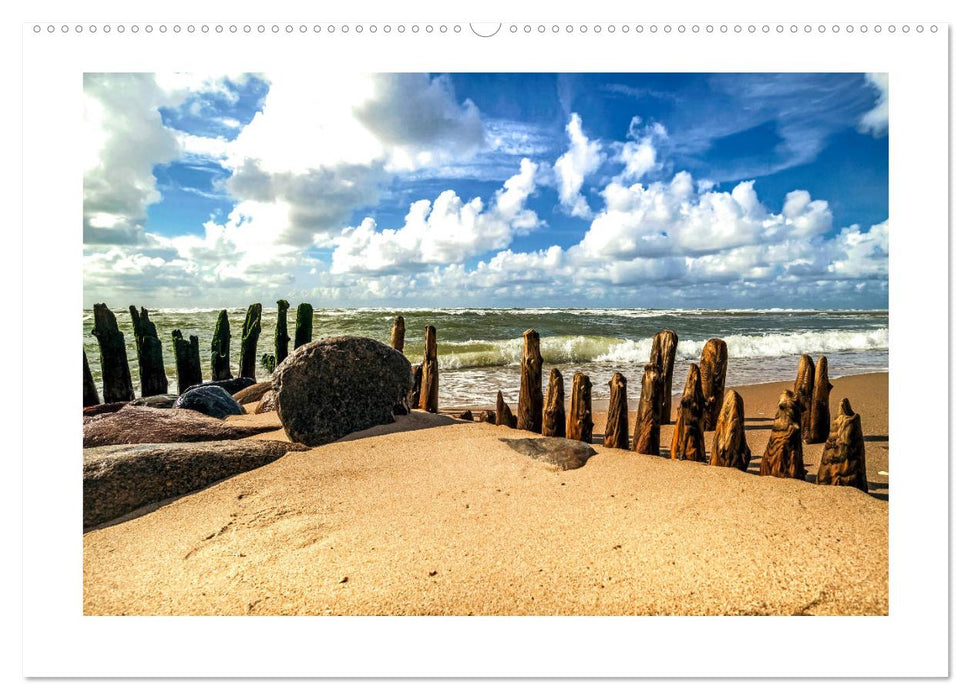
left=603, top=372, right=630, bottom=449
left=650, top=329, right=678, bottom=424
left=760, top=390, right=806, bottom=479
left=807, top=355, right=833, bottom=444
left=210, top=309, right=232, bottom=381
left=517, top=329, right=544, bottom=433
left=542, top=368, right=566, bottom=437
left=129, top=306, right=168, bottom=397
left=670, top=363, right=706, bottom=462
left=390, top=315, right=405, bottom=352
left=238, top=303, right=262, bottom=380
left=294, top=303, right=313, bottom=349
left=410, top=364, right=423, bottom=409
left=172, top=329, right=203, bottom=394
left=83, top=351, right=100, bottom=407
left=496, top=390, right=517, bottom=428
left=699, top=338, right=728, bottom=430
left=261, top=353, right=276, bottom=374
left=419, top=325, right=439, bottom=413
left=566, top=372, right=593, bottom=443
left=632, top=363, right=662, bottom=455
left=793, top=354, right=815, bottom=434
left=709, top=389, right=751, bottom=470
left=275, top=299, right=290, bottom=366
left=91, top=304, right=134, bottom=403
left=817, top=398, right=868, bottom=492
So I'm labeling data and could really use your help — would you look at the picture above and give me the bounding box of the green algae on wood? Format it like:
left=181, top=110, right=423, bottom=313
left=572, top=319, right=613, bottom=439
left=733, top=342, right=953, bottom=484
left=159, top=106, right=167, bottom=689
left=129, top=306, right=168, bottom=397
left=172, top=329, right=203, bottom=394
left=275, top=299, right=290, bottom=365
left=210, top=309, right=232, bottom=381
left=83, top=351, right=100, bottom=407
left=294, top=303, right=313, bottom=349
left=238, top=303, right=263, bottom=379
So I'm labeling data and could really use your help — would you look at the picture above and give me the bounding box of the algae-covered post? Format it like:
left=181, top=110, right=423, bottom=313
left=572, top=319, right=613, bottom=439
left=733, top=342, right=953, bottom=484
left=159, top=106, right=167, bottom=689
left=649, top=329, right=678, bottom=424
left=807, top=355, right=833, bottom=444
left=566, top=372, right=593, bottom=443
left=83, top=351, right=100, bottom=407
left=632, top=363, right=662, bottom=456
left=92, top=304, right=134, bottom=403
left=517, top=329, right=544, bottom=433
left=817, top=398, right=868, bottom=492
left=172, top=330, right=203, bottom=394
left=210, top=310, right=232, bottom=381
left=699, top=338, right=728, bottom=431
left=275, top=299, right=290, bottom=366
left=793, top=354, right=815, bottom=435
left=129, top=306, right=168, bottom=397
left=603, top=372, right=630, bottom=450
left=496, top=390, right=517, bottom=428
left=419, top=325, right=439, bottom=413
left=238, top=303, right=262, bottom=380
left=761, top=390, right=806, bottom=479
left=670, top=363, right=706, bottom=462
left=410, top=364, right=423, bottom=409
left=709, top=389, right=751, bottom=470
left=390, top=315, right=405, bottom=352
left=541, top=368, right=566, bottom=438
left=294, top=303, right=313, bottom=349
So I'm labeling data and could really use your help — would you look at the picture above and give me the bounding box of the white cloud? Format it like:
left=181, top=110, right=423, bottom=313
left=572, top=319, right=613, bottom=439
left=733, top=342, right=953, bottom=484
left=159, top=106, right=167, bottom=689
left=859, top=73, right=889, bottom=136
left=827, top=220, right=889, bottom=278
left=328, top=159, right=540, bottom=274
left=553, top=113, right=604, bottom=218
left=617, top=117, right=665, bottom=180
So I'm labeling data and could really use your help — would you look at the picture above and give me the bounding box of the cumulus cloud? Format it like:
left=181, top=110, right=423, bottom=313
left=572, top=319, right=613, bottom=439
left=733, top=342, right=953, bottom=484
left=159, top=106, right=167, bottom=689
left=859, top=73, right=889, bottom=136
left=617, top=117, right=666, bottom=180
left=327, top=158, right=540, bottom=274
left=553, top=113, right=604, bottom=218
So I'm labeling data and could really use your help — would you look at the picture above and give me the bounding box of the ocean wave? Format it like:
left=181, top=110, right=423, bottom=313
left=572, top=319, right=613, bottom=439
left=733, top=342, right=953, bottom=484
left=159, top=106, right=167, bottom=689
left=431, top=328, right=889, bottom=369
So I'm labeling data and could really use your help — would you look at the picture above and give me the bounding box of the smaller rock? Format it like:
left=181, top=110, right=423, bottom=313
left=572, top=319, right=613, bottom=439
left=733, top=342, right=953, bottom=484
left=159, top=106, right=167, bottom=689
left=499, top=437, right=598, bottom=471
left=84, top=405, right=277, bottom=447
left=182, top=376, right=256, bottom=397
left=458, top=410, right=474, bottom=421
left=478, top=410, right=496, bottom=424
left=129, top=394, right=179, bottom=409
left=255, top=390, right=278, bottom=414
left=233, top=381, right=273, bottom=405
left=83, top=401, right=128, bottom=418
left=174, top=385, right=244, bottom=419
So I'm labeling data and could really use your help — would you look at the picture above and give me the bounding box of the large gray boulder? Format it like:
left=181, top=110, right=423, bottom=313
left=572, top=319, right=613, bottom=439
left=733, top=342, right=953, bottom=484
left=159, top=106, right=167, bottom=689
left=274, top=336, right=413, bottom=446
left=174, top=385, right=244, bottom=419
left=83, top=405, right=278, bottom=447
left=83, top=440, right=308, bottom=527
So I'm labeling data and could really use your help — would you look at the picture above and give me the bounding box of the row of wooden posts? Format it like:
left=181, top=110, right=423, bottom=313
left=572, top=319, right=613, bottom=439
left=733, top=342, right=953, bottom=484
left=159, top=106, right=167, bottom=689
left=396, top=317, right=867, bottom=493
left=84, top=301, right=316, bottom=407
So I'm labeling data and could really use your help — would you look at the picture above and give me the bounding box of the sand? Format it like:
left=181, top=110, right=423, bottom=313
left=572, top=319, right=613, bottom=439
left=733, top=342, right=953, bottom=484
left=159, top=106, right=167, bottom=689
left=83, top=372, right=888, bottom=616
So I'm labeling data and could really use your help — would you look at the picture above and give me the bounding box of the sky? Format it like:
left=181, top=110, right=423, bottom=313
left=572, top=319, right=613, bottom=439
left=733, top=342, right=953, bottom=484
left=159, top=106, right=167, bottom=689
left=82, top=72, right=889, bottom=309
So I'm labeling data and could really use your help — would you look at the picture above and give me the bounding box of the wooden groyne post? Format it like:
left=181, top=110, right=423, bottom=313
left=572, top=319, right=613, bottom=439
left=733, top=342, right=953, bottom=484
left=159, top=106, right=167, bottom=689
left=390, top=315, right=405, bottom=352
left=496, top=390, right=517, bottom=428
left=709, top=389, right=751, bottom=470
left=238, top=303, right=262, bottom=380
left=807, top=355, right=833, bottom=444
left=275, top=299, right=290, bottom=366
left=517, top=329, right=544, bottom=433
left=817, top=398, right=868, bottom=492
left=650, top=330, right=678, bottom=424
left=92, top=304, right=134, bottom=403
left=210, top=309, right=232, bottom=381
left=760, top=390, right=806, bottom=479
left=699, top=338, right=728, bottom=431
left=172, top=330, right=203, bottom=394
left=419, top=325, right=439, bottom=413
left=83, top=351, right=100, bottom=407
left=632, top=363, right=662, bottom=455
left=793, top=354, right=815, bottom=434
left=129, top=306, right=168, bottom=397
left=294, top=303, right=313, bottom=349
left=603, top=372, right=629, bottom=449
left=542, top=368, right=566, bottom=438
left=566, top=372, right=593, bottom=443
left=670, top=363, right=706, bottom=462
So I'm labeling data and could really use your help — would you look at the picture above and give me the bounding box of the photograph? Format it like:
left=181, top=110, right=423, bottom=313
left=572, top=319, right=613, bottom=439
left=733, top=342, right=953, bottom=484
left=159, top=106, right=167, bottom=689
left=81, top=71, right=890, bottom=616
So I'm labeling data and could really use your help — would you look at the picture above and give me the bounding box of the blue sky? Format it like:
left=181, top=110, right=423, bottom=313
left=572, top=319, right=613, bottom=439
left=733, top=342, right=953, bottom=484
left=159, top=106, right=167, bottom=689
left=83, top=72, right=889, bottom=308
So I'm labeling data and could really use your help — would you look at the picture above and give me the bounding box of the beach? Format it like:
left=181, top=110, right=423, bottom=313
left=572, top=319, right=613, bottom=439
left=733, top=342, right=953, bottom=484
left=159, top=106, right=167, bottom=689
left=83, top=371, right=888, bottom=616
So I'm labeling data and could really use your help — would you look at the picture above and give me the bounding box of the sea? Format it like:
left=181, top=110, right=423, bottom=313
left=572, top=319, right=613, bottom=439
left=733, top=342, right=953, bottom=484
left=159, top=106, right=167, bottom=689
left=82, top=307, right=889, bottom=407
